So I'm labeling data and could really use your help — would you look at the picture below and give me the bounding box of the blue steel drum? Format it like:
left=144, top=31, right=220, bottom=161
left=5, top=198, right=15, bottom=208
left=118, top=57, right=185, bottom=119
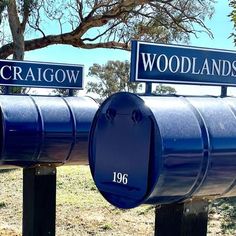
left=89, top=92, right=236, bottom=209
left=0, top=95, right=98, bottom=167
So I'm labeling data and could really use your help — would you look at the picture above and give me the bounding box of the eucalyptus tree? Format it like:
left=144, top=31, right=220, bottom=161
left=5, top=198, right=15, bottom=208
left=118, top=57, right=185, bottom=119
left=0, top=0, right=215, bottom=94
left=0, top=0, right=215, bottom=60
left=229, top=0, right=236, bottom=43
left=87, top=60, right=176, bottom=100
left=87, top=60, right=141, bottom=100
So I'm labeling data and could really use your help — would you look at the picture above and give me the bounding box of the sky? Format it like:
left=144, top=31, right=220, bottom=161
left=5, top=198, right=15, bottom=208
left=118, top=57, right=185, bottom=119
left=24, top=1, right=236, bottom=97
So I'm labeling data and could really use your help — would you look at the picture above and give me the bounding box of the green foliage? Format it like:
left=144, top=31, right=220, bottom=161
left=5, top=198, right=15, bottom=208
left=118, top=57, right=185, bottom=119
left=52, top=89, right=77, bottom=96
left=52, top=89, right=68, bottom=96
left=0, top=0, right=215, bottom=59
left=86, top=61, right=176, bottom=98
left=0, top=202, right=6, bottom=208
left=0, top=1, right=7, bottom=24
left=153, top=84, right=176, bottom=95
left=210, top=197, right=236, bottom=235
left=1, top=0, right=216, bottom=94
left=100, top=223, right=113, bottom=231
left=87, top=60, right=141, bottom=99
left=131, top=0, right=215, bottom=43
left=229, top=0, right=236, bottom=44
left=0, top=86, right=30, bottom=95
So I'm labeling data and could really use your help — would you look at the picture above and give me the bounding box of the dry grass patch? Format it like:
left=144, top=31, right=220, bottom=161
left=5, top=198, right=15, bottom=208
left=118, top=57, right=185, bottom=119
left=0, top=166, right=234, bottom=235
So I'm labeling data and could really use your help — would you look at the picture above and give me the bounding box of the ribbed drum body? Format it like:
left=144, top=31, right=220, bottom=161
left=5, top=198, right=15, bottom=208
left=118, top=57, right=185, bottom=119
left=0, top=95, right=98, bottom=167
left=89, top=92, right=236, bottom=209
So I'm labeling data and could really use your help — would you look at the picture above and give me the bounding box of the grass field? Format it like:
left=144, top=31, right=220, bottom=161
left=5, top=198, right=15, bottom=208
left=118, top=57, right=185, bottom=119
left=0, top=166, right=235, bottom=235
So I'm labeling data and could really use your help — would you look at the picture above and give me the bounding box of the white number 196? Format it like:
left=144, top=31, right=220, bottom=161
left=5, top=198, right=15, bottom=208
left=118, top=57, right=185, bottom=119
left=113, top=172, right=128, bottom=185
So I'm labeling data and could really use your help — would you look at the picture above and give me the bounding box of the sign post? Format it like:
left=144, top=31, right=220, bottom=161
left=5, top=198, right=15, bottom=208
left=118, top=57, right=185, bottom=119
left=23, top=166, right=56, bottom=236
left=155, top=200, right=209, bottom=236
left=129, top=40, right=236, bottom=235
left=0, top=59, right=85, bottom=236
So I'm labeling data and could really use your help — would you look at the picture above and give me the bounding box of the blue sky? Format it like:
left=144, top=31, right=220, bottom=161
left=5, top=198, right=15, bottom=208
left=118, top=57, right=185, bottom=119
left=24, top=1, right=236, bottom=96
left=190, top=1, right=234, bottom=50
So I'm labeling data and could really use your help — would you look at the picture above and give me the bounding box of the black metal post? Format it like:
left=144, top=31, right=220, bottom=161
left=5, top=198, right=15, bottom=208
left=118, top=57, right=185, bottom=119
left=154, top=200, right=209, bottom=236
left=23, top=166, right=57, bottom=236
left=68, top=89, right=74, bottom=96
left=221, top=85, right=227, bottom=97
left=145, top=83, right=152, bottom=95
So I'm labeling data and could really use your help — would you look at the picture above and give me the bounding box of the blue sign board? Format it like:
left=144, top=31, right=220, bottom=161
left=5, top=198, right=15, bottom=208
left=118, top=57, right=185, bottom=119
left=0, top=59, right=83, bottom=89
left=130, top=40, right=236, bottom=86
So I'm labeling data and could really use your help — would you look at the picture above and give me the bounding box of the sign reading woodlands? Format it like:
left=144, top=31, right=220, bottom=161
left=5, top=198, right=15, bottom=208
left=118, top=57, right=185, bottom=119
left=0, top=60, right=83, bottom=89
left=130, top=41, right=236, bottom=86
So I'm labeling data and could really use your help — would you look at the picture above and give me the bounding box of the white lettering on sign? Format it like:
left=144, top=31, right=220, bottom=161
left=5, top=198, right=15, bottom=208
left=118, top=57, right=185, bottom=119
left=0, top=64, right=81, bottom=85
left=112, top=172, right=128, bottom=185
left=180, top=56, right=191, bottom=73
left=55, top=69, right=66, bottom=83
left=25, top=67, right=36, bottom=81
left=169, top=55, right=180, bottom=73
left=141, top=53, right=156, bottom=71
left=156, top=54, right=168, bottom=72
left=66, top=70, right=80, bottom=83
left=13, top=66, right=23, bottom=80
left=141, top=53, right=236, bottom=78
left=201, top=58, right=210, bottom=75
left=0, top=65, right=11, bottom=80
left=43, top=68, right=54, bottom=82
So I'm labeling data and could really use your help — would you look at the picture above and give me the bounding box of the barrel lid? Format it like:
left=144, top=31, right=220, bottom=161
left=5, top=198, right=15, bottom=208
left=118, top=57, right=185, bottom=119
left=89, top=92, right=155, bottom=209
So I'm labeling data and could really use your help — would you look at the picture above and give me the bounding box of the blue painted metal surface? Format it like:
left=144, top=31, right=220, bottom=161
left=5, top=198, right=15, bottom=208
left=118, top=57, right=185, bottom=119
left=89, top=92, right=236, bottom=209
left=130, top=40, right=236, bottom=86
left=0, top=95, right=98, bottom=167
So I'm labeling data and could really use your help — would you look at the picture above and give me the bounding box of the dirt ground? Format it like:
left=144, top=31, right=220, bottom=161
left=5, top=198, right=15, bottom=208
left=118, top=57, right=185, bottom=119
left=0, top=166, right=234, bottom=236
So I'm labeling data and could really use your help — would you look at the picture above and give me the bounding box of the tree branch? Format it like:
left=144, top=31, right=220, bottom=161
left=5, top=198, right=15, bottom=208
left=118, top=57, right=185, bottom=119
left=21, top=0, right=32, bottom=31
left=0, top=32, right=129, bottom=59
left=7, top=0, right=25, bottom=59
left=0, top=0, right=215, bottom=59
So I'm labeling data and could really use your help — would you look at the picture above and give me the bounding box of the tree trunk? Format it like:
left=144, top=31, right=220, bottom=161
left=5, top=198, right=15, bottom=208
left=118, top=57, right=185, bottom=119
left=5, top=0, right=25, bottom=94
left=7, top=0, right=25, bottom=60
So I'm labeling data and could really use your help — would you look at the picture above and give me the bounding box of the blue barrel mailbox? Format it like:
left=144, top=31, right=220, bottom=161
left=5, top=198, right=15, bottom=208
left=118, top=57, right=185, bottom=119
left=89, top=92, right=236, bottom=209
left=0, top=95, right=98, bottom=167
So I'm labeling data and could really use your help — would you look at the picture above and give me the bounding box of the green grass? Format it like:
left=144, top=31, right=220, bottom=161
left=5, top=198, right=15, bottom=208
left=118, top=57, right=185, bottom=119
left=210, top=197, right=236, bottom=235
left=0, top=166, right=235, bottom=235
left=56, top=166, right=107, bottom=206
left=0, top=202, right=7, bottom=208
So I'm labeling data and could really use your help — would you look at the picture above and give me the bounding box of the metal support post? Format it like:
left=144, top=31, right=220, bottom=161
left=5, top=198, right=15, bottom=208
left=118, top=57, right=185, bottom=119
left=154, top=200, right=209, bottom=236
left=69, top=89, right=74, bottom=96
left=145, top=82, right=152, bottom=95
left=23, top=166, right=57, bottom=236
left=221, top=85, right=227, bottom=97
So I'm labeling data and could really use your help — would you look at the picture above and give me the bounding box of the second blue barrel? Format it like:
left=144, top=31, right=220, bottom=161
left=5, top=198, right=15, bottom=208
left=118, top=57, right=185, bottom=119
left=89, top=92, right=236, bottom=209
left=0, top=95, right=98, bottom=167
